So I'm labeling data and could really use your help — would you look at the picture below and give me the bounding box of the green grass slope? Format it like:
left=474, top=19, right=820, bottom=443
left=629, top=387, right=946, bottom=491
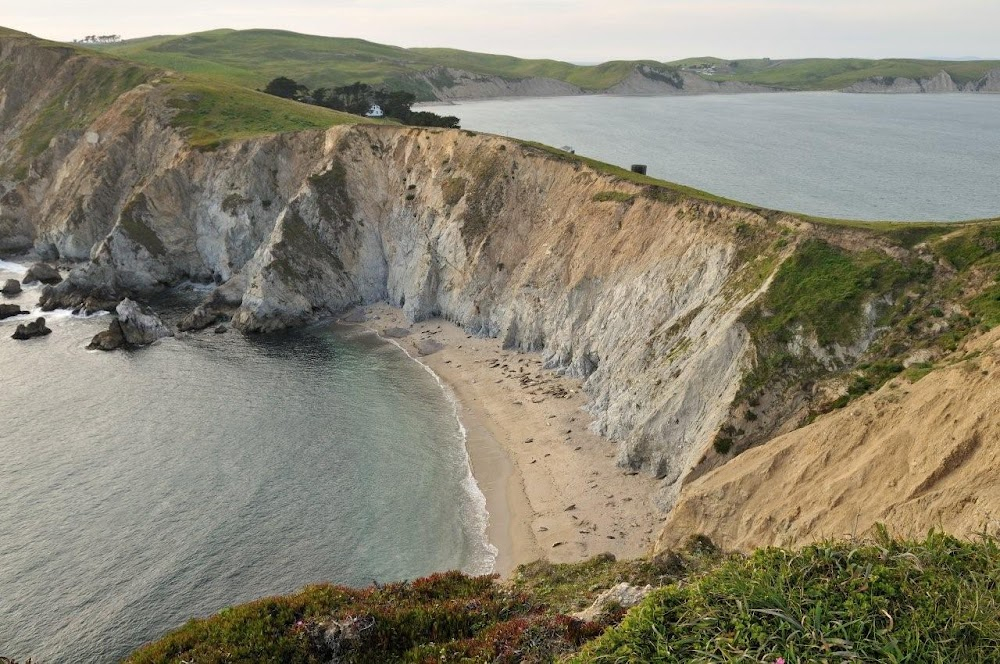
left=0, top=26, right=375, bottom=171
left=85, top=28, right=1000, bottom=99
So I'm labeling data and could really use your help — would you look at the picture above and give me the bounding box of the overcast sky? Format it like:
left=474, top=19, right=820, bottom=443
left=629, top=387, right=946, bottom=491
left=7, top=0, right=999, bottom=61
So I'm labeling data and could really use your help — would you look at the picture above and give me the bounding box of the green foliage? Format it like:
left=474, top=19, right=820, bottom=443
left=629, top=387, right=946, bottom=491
left=263, top=75, right=308, bottom=99
left=748, top=240, right=928, bottom=348
left=592, top=191, right=636, bottom=204
left=902, top=362, right=934, bottom=382
left=576, top=531, right=1000, bottom=663
left=935, top=225, right=1000, bottom=271
left=968, top=285, right=1000, bottom=329
left=847, top=360, right=904, bottom=397
left=119, top=194, right=166, bottom=257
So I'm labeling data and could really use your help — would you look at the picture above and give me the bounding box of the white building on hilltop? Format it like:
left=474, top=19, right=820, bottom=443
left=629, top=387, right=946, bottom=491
left=365, top=104, right=384, bottom=118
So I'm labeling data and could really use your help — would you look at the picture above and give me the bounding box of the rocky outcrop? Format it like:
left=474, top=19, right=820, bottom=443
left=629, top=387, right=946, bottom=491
left=606, top=65, right=774, bottom=95
left=573, top=581, right=653, bottom=622
left=22, top=262, right=61, bottom=284
left=116, top=298, right=172, bottom=345
left=12, top=316, right=51, bottom=339
left=402, top=64, right=775, bottom=102
left=408, top=67, right=584, bottom=101
left=2, top=278, right=20, bottom=294
left=0, top=303, right=27, bottom=319
left=87, top=318, right=126, bottom=351
left=844, top=69, right=1000, bottom=94
left=965, top=68, right=1000, bottom=92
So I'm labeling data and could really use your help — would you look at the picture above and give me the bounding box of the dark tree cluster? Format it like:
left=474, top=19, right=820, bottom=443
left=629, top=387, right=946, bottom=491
left=262, top=77, right=460, bottom=129
left=74, top=35, right=122, bottom=44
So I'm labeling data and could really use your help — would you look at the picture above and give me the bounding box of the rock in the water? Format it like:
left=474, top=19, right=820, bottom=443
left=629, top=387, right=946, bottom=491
left=0, top=303, right=28, bottom=319
left=414, top=339, right=444, bottom=356
left=573, top=582, right=654, bottom=622
left=87, top=319, right=126, bottom=351
left=78, top=294, right=120, bottom=315
left=178, top=304, right=226, bottom=332
left=214, top=324, right=227, bottom=334
left=22, top=263, right=62, bottom=285
left=116, top=298, right=172, bottom=346
left=2, top=279, right=21, bottom=295
left=12, top=317, right=52, bottom=340
left=383, top=327, right=412, bottom=338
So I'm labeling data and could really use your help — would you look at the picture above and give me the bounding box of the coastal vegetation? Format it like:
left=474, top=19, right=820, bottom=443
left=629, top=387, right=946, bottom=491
left=120, top=531, right=1000, bottom=663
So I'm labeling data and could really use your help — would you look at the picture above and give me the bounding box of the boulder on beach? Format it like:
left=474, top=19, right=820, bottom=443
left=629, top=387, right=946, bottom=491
left=22, top=263, right=62, bottom=285
left=12, top=317, right=52, bottom=340
left=383, top=327, right=412, bottom=338
left=116, top=298, right=172, bottom=346
left=414, top=339, right=445, bottom=356
left=2, top=279, right=21, bottom=296
left=214, top=324, right=227, bottom=334
left=341, top=309, right=366, bottom=323
left=0, top=303, right=28, bottom=319
left=87, top=319, right=126, bottom=351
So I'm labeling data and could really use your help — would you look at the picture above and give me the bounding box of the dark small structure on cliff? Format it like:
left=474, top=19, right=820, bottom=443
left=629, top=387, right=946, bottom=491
left=631, top=164, right=647, bottom=175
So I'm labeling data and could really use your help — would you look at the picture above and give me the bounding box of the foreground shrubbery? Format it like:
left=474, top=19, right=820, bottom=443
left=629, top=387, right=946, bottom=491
left=577, top=529, right=1000, bottom=663
left=115, top=531, right=1000, bottom=662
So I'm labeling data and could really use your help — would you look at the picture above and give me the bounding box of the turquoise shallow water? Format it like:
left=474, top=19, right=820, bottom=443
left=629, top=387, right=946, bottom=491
left=422, top=91, right=1000, bottom=221
left=0, top=261, right=494, bottom=663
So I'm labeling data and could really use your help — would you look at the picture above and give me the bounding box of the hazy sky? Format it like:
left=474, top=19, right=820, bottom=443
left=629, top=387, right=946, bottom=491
left=7, top=0, right=999, bottom=61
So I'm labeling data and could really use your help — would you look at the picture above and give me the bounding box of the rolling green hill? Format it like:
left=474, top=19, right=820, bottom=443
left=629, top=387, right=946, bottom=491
left=86, top=28, right=1000, bottom=100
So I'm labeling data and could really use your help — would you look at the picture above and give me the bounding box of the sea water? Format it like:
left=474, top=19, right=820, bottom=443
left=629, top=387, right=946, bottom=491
left=0, top=261, right=494, bottom=662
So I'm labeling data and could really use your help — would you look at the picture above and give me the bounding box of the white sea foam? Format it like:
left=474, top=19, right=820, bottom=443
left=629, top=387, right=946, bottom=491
left=0, top=259, right=28, bottom=276
left=3, top=307, right=110, bottom=323
left=373, top=326, right=499, bottom=575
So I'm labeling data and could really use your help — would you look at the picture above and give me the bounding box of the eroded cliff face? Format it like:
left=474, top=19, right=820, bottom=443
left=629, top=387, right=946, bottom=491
left=843, top=69, right=1000, bottom=93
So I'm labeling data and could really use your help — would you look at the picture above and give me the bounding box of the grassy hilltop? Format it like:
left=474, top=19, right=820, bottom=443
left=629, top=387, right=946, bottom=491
left=86, top=29, right=1000, bottom=100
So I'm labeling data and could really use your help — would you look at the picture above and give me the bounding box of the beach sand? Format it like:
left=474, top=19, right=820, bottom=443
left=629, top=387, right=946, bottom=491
left=348, top=303, right=661, bottom=576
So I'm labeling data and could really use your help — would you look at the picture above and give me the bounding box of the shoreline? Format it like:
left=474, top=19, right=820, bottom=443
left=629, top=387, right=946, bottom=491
left=347, top=303, right=661, bottom=576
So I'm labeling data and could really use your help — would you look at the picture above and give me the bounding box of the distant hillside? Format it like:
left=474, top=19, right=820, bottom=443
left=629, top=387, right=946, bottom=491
left=86, top=29, right=1000, bottom=101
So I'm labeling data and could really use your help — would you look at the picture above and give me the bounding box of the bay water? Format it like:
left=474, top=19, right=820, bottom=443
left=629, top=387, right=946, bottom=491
left=422, top=92, right=1000, bottom=221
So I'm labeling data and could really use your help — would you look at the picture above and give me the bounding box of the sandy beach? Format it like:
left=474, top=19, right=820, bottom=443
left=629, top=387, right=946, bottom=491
left=346, top=303, right=661, bottom=576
